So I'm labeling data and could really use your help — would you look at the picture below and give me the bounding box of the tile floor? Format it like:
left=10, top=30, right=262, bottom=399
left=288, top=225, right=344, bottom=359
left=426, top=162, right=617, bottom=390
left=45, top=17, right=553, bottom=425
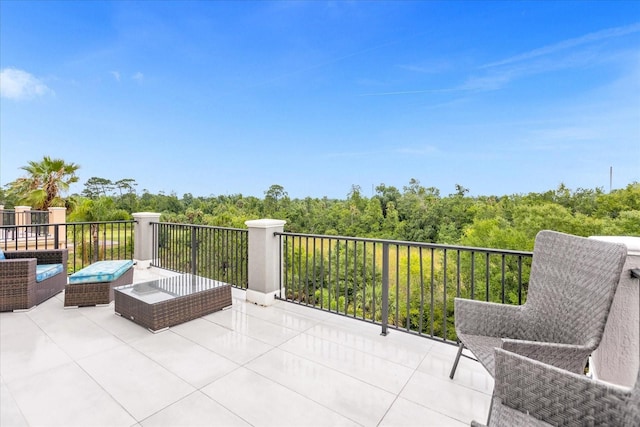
left=0, top=267, right=493, bottom=427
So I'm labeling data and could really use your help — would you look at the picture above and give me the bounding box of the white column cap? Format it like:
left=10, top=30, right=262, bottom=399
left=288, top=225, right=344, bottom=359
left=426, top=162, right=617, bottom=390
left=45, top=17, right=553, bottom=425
left=589, top=236, right=640, bottom=256
left=245, top=219, right=286, bottom=228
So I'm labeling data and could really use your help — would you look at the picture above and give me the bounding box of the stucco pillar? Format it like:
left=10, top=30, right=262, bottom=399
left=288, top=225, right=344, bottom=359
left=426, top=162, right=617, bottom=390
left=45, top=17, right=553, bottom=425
left=48, top=207, right=66, bottom=247
left=245, top=219, right=286, bottom=306
left=589, top=236, right=640, bottom=387
left=133, top=212, right=161, bottom=268
left=14, top=206, right=30, bottom=226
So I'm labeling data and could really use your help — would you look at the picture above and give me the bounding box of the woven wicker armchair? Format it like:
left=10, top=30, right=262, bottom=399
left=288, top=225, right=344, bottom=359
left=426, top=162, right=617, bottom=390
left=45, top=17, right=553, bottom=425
left=449, top=230, right=627, bottom=379
left=471, top=348, right=640, bottom=426
left=0, top=249, right=68, bottom=311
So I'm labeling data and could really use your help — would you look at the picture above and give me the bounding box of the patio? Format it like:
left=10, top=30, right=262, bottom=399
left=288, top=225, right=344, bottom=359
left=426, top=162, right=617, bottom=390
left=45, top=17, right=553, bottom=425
left=1, top=267, right=492, bottom=427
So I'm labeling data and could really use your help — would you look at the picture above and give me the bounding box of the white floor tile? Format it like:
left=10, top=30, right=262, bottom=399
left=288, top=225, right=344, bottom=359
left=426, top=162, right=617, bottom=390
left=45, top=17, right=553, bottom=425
left=172, top=318, right=274, bottom=364
left=0, top=377, right=28, bottom=427
left=280, top=332, right=415, bottom=394
left=0, top=312, right=42, bottom=339
left=419, top=350, right=494, bottom=394
left=5, top=362, right=136, bottom=426
left=246, top=347, right=396, bottom=426
left=78, top=304, right=152, bottom=343
left=380, top=397, right=467, bottom=427
left=26, top=295, right=84, bottom=327
left=272, top=300, right=344, bottom=322
left=204, top=308, right=302, bottom=346
left=401, top=369, right=491, bottom=425
left=202, top=367, right=360, bottom=427
left=231, top=300, right=320, bottom=332
left=141, top=391, right=250, bottom=427
left=33, top=315, right=125, bottom=360
left=0, top=324, right=73, bottom=383
left=130, top=330, right=240, bottom=388
left=305, top=322, right=432, bottom=369
left=77, top=345, right=195, bottom=421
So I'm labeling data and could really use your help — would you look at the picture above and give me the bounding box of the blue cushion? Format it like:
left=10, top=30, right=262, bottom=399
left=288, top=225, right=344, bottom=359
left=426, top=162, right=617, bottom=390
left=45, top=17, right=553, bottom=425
left=36, top=264, right=64, bottom=282
left=0, top=249, right=5, bottom=260
left=68, top=260, right=133, bottom=284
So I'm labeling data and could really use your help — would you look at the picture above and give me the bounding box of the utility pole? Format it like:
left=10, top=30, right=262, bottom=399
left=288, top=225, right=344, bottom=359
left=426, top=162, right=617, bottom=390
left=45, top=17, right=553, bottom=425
left=610, top=166, right=613, bottom=193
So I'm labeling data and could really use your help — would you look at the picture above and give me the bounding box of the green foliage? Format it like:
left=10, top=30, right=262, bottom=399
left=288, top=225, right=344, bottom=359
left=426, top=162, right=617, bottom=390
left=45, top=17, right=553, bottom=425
left=9, top=170, right=623, bottom=244
left=68, top=197, right=131, bottom=222
left=46, top=171, right=637, bottom=341
left=284, top=238, right=382, bottom=317
left=5, top=158, right=637, bottom=242
left=10, top=160, right=634, bottom=339
left=6, top=156, right=79, bottom=210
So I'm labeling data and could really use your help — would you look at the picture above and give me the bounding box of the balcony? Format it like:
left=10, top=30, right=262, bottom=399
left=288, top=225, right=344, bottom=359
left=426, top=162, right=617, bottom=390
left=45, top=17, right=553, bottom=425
left=1, top=266, right=493, bottom=427
left=1, top=215, right=638, bottom=426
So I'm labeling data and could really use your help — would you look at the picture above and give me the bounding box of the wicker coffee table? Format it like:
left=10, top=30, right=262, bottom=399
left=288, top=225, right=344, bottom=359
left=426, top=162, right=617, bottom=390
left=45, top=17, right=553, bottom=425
left=114, top=274, right=232, bottom=332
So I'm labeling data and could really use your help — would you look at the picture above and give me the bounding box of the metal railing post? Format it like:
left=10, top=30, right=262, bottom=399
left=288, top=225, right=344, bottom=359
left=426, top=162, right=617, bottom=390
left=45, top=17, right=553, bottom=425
left=54, top=224, right=59, bottom=249
left=381, top=242, right=389, bottom=336
left=92, top=225, right=99, bottom=263
left=191, top=226, right=197, bottom=275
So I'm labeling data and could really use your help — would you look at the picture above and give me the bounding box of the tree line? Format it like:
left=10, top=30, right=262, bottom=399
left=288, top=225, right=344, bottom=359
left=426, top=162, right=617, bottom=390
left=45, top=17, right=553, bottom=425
left=2, top=157, right=638, bottom=251
left=4, top=157, right=636, bottom=340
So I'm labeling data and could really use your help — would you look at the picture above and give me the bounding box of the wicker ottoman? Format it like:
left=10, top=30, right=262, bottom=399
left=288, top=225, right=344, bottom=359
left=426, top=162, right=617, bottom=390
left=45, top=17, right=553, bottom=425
left=64, top=260, right=134, bottom=307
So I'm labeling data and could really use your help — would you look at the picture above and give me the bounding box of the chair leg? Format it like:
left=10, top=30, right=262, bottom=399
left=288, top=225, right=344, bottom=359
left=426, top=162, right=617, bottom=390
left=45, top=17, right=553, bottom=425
left=486, top=393, right=494, bottom=426
left=449, top=342, right=464, bottom=379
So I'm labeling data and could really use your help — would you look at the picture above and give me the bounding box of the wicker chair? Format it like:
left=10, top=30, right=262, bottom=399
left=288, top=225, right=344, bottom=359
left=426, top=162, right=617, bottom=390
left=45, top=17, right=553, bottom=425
left=0, top=249, right=68, bottom=311
left=449, top=230, right=627, bottom=379
left=471, top=348, right=640, bottom=426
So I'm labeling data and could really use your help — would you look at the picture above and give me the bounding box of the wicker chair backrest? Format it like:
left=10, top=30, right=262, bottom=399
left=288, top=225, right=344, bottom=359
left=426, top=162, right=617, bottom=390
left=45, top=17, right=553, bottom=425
left=522, top=230, right=627, bottom=346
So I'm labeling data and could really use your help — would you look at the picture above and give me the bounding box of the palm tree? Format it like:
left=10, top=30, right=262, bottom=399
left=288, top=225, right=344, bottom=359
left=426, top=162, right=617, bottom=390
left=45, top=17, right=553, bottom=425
left=7, top=156, right=80, bottom=210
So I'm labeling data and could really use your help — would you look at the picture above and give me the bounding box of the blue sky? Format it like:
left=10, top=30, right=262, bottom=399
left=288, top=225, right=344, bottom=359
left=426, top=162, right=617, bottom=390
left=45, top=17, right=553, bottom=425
left=1, top=1, right=639, bottom=199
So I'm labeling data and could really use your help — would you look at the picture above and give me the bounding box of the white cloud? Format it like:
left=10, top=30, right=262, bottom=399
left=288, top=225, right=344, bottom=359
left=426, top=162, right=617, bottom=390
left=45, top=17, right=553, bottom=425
left=366, top=23, right=640, bottom=97
left=397, top=60, right=451, bottom=74
left=325, top=149, right=386, bottom=158
left=459, top=23, right=640, bottom=93
left=530, top=126, right=601, bottom=143
left=110, top=71, right=121, bottom=81
left=0, top=68, right=53, bottom=100
left=395, top=145, right=439, bottom=156
left=132, top=72, right=144, bottom=81
left=459, top=71, right=516, bottom=92
left=359, top=87, right=456, bottom=96
left=481, top=22, right=640, bottom=69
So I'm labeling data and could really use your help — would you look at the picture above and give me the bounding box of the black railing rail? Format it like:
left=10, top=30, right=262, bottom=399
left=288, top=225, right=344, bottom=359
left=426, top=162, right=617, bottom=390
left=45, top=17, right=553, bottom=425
left=151, top=222, right=248, bottom=289
left=276, top=232, right=533, bottom=343
left=0, top=221, right=135, bottom=274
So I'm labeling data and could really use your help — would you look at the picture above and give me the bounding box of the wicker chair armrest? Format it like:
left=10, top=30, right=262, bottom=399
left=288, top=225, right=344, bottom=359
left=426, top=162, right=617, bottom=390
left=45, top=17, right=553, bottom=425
left=493, top=348, right=629, bottom=426
left=0, top=258, right=37, bottom=278
left=454, top=298, right=523, bottom=337
left=501, top=338, right=590, bottom=374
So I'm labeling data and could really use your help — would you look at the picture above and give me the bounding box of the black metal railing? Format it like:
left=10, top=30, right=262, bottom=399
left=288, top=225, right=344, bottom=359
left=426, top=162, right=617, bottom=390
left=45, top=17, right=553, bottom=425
left=0, top=209, right=50, bottom=239
left=30, top=210, right=50, bottom=237
left=276, top=232, right=533, bottom=343
left=1, top=209, right=16, bottom=226
left=0, top=221, right=135, bottom=274
left=151, top=222, right=248, bottom=289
